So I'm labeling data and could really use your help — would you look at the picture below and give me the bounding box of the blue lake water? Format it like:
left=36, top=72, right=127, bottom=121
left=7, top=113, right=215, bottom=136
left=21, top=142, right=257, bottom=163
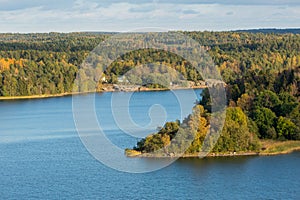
left=0, top=90, right=299, bottom=199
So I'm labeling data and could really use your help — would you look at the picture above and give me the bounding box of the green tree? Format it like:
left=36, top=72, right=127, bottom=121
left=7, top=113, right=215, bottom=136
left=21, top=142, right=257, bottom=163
left=276, top=92, right=298, bottom=117
left=214, top=107, right=260, bottom=152
left=276, top=116, right=297, bottom=140
left=255, top=90, right=281, bottom=111
left=252, top=107, right=277, bottom=139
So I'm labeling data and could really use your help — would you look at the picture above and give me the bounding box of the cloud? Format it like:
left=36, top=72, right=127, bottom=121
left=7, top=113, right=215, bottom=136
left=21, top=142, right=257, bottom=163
left=0, top=0, right=75, bottom=11
left=226, top=11, right=234, bottom=15
left=1, top=0, right=299, bottom=12
left=129, top=5, right=155, bottom=13
left=173, top=0, right=300, bottom=6
left=182, top=9, right=199, bottom=15
left=83, top=0, right=300, bottom=6
left=0, top=1, right=299, bottom=32
left=101, top=0, right=300, bottom=6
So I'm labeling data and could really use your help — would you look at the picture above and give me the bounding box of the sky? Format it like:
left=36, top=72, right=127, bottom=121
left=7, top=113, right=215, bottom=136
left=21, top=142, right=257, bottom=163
left=0, top=0, right=299, bottom=33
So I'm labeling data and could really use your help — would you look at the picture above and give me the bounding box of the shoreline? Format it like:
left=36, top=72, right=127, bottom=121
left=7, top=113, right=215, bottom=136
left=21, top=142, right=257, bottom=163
left=0, top=92, right=79, bottom=100
left=127, top=152, right=260, bottom=158
left=127, top=149, right=300, bottom=159
left=126, top=140, right=300, bottom=158
left=0, top=85, right=206, bottom=101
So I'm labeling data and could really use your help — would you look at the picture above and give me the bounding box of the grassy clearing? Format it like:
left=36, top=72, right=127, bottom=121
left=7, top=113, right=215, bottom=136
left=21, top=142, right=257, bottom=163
left=260, top=140, right=300, bottom=155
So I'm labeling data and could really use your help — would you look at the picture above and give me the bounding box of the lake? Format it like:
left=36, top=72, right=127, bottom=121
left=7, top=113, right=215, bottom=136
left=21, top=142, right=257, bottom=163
left=0, top=90, right=299, bottom=199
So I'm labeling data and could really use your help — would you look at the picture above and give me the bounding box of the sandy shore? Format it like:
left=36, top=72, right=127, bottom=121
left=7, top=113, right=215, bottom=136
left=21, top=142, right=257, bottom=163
left=0, top=92, right=88, bottom=100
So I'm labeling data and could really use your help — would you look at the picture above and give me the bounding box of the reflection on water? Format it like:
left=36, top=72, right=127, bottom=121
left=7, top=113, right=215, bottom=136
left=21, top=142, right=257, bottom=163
left=177, top=156, right=255, bottom=173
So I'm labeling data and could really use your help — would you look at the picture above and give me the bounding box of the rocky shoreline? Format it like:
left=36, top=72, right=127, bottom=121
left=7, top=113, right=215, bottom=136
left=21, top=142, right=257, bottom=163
left=125, top=141, right=300, bottom=158
left=126, top=149, right=300, bottom=159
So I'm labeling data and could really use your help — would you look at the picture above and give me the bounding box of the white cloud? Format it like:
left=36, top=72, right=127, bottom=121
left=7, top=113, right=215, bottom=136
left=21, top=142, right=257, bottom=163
left=0, top=1, right=299, bottom=32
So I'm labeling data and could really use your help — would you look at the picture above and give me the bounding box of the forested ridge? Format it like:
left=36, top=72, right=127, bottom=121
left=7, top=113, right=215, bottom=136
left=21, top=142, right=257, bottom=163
left=0, top=31, right=299, bottom=153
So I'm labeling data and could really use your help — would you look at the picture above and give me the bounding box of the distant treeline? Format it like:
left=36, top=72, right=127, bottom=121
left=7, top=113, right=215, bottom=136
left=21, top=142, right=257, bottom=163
left=235, top=28, right=300, bottom=34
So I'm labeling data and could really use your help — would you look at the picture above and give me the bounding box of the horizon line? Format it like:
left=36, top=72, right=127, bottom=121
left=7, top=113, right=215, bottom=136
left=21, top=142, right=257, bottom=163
left=0, top=27, right=300, bottom=34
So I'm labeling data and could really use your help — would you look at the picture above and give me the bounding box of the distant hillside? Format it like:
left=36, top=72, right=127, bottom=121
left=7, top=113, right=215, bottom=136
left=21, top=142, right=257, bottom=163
left=235, top=28, right=300, bottom=34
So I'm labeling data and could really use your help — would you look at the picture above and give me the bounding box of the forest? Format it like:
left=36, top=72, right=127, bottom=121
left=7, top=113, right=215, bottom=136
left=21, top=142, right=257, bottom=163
left=0, top=30, right=299, bottom=154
